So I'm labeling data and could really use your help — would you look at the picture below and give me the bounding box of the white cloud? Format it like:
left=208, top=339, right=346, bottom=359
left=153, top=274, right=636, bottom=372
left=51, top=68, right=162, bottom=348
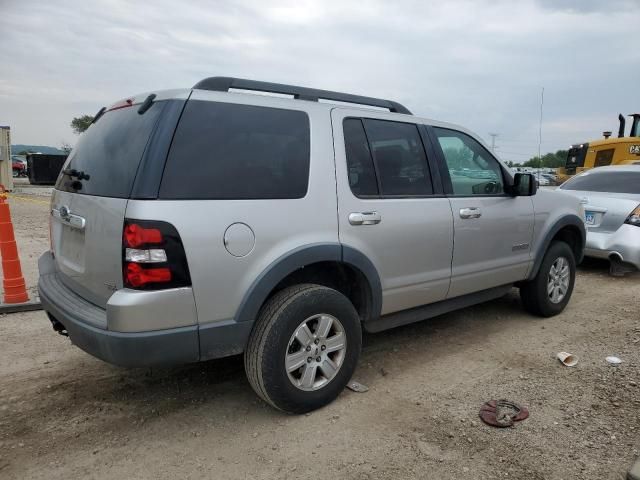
left=0, top=0, right=638, bottom=159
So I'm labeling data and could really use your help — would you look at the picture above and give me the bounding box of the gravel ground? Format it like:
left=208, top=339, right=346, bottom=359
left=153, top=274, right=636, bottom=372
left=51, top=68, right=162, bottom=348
left=0, top=188, right=638, bottom=480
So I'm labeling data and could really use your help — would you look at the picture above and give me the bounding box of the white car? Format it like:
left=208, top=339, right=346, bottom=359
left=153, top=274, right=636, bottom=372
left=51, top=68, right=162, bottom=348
left=558, top=166, right=640, bottom=275
left=536, top=175, right=551, bottom=186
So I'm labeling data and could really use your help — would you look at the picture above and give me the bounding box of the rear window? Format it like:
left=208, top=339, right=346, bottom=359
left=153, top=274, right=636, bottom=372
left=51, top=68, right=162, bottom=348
left=159, top=101, right=310, bottom=200
left=560, top=170, right=640, bottom=194
left=56, top=103, right=163, bottom=198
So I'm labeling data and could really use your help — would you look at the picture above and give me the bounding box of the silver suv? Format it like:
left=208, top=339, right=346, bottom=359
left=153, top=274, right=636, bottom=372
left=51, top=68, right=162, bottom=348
left=39, top=77, right=586, bottom=413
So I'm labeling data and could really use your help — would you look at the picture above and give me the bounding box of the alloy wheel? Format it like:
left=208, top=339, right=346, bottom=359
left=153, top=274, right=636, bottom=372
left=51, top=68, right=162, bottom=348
left=285, top=314, right=347, bottom=391
left=547, top=256, right=570, bottom=304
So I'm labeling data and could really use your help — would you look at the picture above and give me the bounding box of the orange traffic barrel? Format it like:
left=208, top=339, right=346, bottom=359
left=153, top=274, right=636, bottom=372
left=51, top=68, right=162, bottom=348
left=0, top=185, right=29, bottom=303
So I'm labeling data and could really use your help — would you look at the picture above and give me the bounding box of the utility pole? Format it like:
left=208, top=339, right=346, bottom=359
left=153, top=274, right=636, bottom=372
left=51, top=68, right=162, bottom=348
left=538, top=87, right=544, bottom=178
left=489, top=133, right=498, bottom=153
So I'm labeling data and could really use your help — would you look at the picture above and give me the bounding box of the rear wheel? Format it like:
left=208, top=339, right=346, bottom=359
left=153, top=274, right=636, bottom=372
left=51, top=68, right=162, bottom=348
left=520, top=241, right=576, bottom=317
left=244, top=284, right=361, bottom=413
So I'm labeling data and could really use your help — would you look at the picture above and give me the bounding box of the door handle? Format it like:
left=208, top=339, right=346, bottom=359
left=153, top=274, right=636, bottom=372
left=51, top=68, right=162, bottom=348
left=459, top=207, right=482, bottom=219
left=349, top=211, right=381, bottom=225
left=51, top=206, right=86, bottom=230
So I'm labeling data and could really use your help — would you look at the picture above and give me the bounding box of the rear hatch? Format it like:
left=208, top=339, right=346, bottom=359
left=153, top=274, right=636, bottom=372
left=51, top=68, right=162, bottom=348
left=50, top=98, right=165, bottom=308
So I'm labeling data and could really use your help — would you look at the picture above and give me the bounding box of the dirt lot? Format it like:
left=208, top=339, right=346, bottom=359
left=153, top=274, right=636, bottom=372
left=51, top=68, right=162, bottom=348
left=0, top=188, right=638, bottom=480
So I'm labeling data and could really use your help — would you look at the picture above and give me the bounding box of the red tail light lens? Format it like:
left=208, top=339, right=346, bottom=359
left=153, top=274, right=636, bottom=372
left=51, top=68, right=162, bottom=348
left=124, top=223, right=163, bottom=248
left=123, top=219, right=191, bottom=290
left=125, top=263, right=171, bottom=288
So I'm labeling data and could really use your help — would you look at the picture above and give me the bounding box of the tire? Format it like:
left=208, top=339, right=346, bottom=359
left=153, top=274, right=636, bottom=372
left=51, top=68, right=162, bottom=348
left=520, top=241, right=576, bottom=317
left=244, top=284, right=362, bottom=414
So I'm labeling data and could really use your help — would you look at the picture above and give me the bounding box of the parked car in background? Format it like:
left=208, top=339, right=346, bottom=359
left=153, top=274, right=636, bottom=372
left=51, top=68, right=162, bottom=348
left=11, top=156, right=27, bottom=177
left=536, top=174, right=551, bottom=186
left=559, top=165, right=640, bottom=275
left=38, top=77, right=586, bottom=413
left=541, top=173, right=558, bottom=185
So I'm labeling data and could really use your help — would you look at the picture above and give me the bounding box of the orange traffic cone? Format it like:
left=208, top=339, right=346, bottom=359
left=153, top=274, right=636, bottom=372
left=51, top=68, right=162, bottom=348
left=0, top=186, right=29, bottom=304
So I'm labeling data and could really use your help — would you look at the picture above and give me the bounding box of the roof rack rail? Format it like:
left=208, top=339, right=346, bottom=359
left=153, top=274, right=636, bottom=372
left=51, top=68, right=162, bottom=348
left=192, top=76, right=412, bottom=115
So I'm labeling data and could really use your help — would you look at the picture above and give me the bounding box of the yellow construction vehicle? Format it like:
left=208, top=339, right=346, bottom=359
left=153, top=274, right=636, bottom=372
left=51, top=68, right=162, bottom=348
left=556, top=113, right=640, bottom=183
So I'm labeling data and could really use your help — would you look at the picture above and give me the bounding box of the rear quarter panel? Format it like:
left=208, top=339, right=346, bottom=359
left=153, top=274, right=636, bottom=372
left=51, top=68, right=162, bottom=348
left=125, top=93, right=338, bottom=327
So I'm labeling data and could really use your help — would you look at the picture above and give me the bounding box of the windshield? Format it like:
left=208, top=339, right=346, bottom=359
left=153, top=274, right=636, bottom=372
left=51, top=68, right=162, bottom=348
left=55, top=102, right=163, bottom=198
left=560, top=170, right=640, bottom=194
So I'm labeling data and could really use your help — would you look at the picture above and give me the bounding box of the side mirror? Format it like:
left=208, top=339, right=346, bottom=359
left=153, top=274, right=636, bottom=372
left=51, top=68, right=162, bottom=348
left=508, top=173, right=537, bottom=196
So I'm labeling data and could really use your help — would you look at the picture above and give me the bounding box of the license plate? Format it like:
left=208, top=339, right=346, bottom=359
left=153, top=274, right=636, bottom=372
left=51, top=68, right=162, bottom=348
left=585, top=212, right=595, bottom=225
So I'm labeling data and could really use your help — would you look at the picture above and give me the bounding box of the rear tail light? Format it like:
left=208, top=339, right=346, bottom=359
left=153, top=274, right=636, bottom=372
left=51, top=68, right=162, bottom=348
left=122, top=219, right=191, bottom=290
left=124, top=224, right=162, bottom=248
left=625, top=205, right=640, bottom=227
left=125, top=248, right=167, bottom=263
left=125, top=263, right=171, bottom=288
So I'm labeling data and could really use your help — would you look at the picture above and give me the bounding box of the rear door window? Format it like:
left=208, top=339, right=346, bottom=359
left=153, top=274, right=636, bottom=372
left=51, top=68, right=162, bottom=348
left=343, top=118, right=433, bottom=197
left=560, top=171, right=640, bottom=194
left=343, top=118, right=379, bottom=196
left=363, top=119, right=433, bottom=196
left=159, top=101, right=310, bottom=199
left=56, top=103, right=163, bottom=198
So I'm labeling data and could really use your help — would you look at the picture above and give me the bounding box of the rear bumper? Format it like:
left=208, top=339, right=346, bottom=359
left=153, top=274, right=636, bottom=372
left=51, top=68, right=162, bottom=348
left=39, top=271, right=200, bottom=368
left=584, top=224, right=640, bottom=269
left=38, top=252, right=252, bottom=367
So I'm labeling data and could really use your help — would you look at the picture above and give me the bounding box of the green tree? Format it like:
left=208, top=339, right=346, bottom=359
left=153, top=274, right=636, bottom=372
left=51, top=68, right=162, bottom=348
left=70, top=115, right=94, bottom=134
left=522, top=149, right=568, bottom=168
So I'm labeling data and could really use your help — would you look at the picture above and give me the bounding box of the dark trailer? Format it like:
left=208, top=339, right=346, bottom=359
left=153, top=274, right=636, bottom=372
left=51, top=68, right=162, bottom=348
left=27, top=153, right=68, bottom=185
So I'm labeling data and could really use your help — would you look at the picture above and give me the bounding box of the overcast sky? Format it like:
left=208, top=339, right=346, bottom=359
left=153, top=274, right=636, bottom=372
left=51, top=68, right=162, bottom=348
left=1, top=0, right=638, bottom=162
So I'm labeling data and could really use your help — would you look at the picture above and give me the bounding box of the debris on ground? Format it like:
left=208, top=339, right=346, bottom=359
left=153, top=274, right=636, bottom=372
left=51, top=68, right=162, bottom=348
left=346, top=381, right=369, bottom=393
left=479, top=399, right=529, bottom=428
left=556, top=351, right=578, bottom=367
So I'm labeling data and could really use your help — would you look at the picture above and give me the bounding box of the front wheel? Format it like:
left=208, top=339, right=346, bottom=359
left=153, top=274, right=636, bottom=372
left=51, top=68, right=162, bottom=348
left=244, top=284, right=362, bottom=413
left=520, top=241, right=576, bottom=317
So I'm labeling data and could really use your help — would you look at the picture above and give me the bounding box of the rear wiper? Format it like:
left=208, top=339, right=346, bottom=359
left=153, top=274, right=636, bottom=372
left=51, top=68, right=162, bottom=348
left=92, top=107, right=106, bottom=124
left=62, top=168, right=90, bottom=181
left=138, top=93, right=157, bottom=115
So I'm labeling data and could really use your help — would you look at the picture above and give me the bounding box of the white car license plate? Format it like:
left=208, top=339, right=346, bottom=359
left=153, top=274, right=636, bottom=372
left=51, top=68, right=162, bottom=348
left=585, top=211, right=595, bottom=225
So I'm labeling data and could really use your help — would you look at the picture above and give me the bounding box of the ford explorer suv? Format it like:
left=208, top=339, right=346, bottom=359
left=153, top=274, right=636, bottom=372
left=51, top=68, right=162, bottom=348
left=39, top=77, right=586, bottom=413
